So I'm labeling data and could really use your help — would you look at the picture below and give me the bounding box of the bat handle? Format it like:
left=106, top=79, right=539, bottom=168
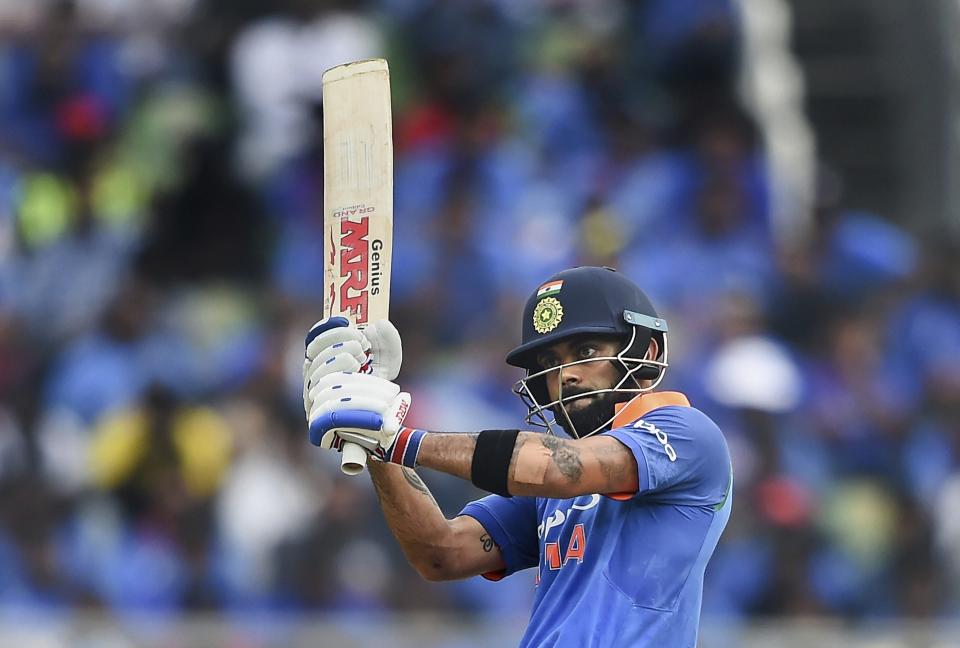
left=341, top=442, right=368, bottom=475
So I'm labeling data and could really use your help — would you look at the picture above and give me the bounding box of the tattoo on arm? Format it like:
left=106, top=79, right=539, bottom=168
left=541, top=435, right=583, bottom=483
left=401, top=467, right=429, bottom=494
left=480, top=533, right=494, bottom=552
left=402, top=467, right=440, bottom=507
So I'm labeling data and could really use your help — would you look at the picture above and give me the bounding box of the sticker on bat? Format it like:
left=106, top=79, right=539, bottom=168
left=339, top=215, right=370, bottom=323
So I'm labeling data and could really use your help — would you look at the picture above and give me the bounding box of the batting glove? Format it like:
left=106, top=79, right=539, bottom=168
left=302, top=316, right=402, bottom=419
left=307, top=372, right=424, bottom=467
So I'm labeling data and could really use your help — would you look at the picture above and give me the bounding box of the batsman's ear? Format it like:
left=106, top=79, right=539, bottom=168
left=646, top=336, right=660, bottom=362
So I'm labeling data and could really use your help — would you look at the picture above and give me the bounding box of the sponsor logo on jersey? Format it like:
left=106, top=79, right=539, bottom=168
left=537, top=494, right=598, bottom=575
left=633, top=418, right=678, bottom=461
left=538, top=494, right=600, bottom=538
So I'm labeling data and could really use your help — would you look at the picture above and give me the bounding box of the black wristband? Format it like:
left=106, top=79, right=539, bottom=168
left=471, top=429, right=520, bottom=497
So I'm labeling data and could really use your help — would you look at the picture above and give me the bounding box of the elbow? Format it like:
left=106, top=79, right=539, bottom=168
left=418, top=566, right=450, bottom=582
left=412, top=554, right=456, bottom=582
left=409, top=538, right=460, bottom=582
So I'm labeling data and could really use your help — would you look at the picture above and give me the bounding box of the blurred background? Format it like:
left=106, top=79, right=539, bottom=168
left=0, top=0, right=958, bottom=646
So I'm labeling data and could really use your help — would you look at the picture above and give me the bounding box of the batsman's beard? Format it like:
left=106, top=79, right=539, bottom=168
left=553, top=388, right=632, bottom=438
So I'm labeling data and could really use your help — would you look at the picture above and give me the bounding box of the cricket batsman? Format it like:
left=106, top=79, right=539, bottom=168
left=303, top=266, right=733, bottom=646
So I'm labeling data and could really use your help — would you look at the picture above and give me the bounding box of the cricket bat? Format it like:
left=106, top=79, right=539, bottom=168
left=322, top=59, right=394, bottom=476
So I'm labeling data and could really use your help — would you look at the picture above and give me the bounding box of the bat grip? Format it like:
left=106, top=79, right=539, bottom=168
left=341, top=442, right=368, bottom=475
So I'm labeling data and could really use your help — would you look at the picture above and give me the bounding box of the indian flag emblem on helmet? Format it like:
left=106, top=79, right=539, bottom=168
left=533, top=297, right=564, bottom=334
left=537, top=280, right=563, bottom=298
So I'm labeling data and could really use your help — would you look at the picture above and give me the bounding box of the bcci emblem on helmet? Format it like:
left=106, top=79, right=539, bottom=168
left=533, top=297, right=564, bottom=334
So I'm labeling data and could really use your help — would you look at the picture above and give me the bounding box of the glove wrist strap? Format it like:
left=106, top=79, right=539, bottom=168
left=389, top=427, right=427, bottom=467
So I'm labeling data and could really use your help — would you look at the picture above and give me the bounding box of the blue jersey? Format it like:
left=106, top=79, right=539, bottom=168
left=460, top=393, right=732, bottom=648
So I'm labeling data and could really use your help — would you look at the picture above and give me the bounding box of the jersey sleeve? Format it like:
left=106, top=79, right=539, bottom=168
left=459, top=494, right=539, bottom=580
left=602, top=405, right=732, bottom=507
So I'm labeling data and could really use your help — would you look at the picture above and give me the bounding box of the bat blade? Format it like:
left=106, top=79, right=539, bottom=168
left=323, top=58, right=393, bottom=326
left=322, top=58, right=394, bottom=476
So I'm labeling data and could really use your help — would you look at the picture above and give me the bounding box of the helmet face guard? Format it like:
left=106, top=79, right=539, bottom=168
left=506, top=267, right=669, bottom=438
left=512, top=325, right=670, bottom=439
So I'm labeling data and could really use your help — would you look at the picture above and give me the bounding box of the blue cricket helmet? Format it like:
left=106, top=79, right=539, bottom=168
left=506, top=266, right=666, bottom=374
left=506, top=266, right=670, bottom=437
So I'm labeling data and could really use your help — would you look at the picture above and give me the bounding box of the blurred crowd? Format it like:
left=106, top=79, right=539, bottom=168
left=0, top=0, right=958, bottom=628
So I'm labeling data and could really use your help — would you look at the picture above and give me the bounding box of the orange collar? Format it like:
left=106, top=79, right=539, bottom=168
left=611, top=391, right=690, bottom=428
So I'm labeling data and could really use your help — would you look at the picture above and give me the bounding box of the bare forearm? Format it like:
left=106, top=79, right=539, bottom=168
left=368, top=462, right=454, bottom=572
left=416, top=431, right=606, bottom=498
left=416, top=432, right=477, bottom=481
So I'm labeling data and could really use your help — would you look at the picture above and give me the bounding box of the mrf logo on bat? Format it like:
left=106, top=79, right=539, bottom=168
left=330, top=205, right=385, bottom=325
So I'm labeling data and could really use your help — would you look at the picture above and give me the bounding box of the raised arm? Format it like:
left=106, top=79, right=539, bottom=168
left=302, top=317, right=639, bottom=579
left=367, top=461, right=506, bottom=581
left=306, top=371, right=639, bottom=499
left=414, top=431, right=639, bottom=499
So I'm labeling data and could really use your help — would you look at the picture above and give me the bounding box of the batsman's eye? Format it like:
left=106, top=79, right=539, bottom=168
left=577, top=345, right=598, bottom=360
left=537, top=353, right=560, bottom=370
